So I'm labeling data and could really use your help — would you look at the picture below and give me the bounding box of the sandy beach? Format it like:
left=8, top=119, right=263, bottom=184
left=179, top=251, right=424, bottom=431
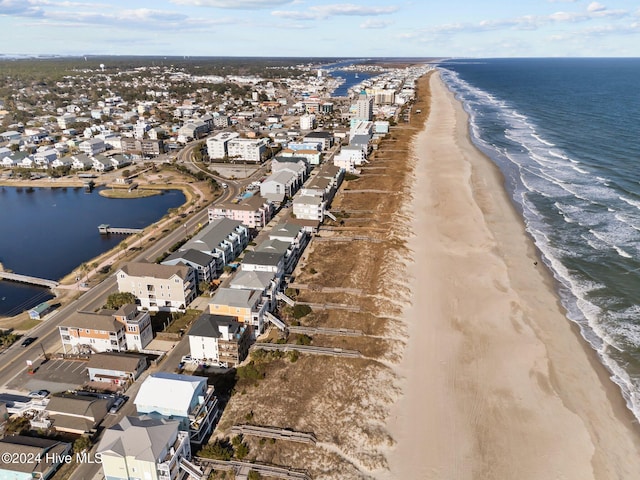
left=383, top=71, right=640, bottom=479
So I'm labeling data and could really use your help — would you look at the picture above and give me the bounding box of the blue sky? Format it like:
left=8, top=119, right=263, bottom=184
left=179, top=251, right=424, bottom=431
left=1, top=0, right=638, bottom=57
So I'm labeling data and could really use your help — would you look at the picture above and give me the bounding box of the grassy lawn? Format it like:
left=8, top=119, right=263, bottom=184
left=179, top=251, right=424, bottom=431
left=150, top=309, right=200, bottom=334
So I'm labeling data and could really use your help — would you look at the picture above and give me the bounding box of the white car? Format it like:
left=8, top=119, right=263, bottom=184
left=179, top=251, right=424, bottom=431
left=181, top=355, right=198, bottom=364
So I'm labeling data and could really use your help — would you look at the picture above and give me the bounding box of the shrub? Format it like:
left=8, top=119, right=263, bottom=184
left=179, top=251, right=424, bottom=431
left=234, top=442, right=249, bottom=460
left=288, top=350, right=300, bottom=363
left=295, top=334, right=312, bottom=346
left=236, top=361, right=264, bottom=381
left=292, top=304, right=312, bottom=319
left=198, top=439, right=233, bottom=461
left=105, top=292, right=137, bottom=309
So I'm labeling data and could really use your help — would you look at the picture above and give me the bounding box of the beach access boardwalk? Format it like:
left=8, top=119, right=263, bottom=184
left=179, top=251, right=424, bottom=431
left=251, top=342, right=362, bottom=359
left=0, top=271, right=59, bottom=289
left=230, top=424, right=317, bottom=445
left=195, top=457, right=311, bottom=480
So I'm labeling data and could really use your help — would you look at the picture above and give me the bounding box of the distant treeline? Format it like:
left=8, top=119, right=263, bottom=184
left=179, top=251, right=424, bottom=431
left=0, top=55, right=348, bottom=81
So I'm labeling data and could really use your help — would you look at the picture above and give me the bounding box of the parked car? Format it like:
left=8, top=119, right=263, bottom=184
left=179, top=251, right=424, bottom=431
left=181, top=355, right=198, bottom=364
left=109, top=397, right=126, bottom=414
left=21, top=337, right=36, bottom=347
left=28, top=390, right=50, bottom=399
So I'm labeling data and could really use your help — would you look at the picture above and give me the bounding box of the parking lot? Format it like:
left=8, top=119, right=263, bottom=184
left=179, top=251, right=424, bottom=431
left=8, top=357, right=88, bottom=394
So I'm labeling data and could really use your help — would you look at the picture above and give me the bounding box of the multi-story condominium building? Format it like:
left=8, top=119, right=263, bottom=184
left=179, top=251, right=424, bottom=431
left=213, top=114, right=231, bottom=128
left=134, top=372, right=219, bottom=446
left=187, top=313, right=252, bottom=367
left=58, top=304, right=153, bottom=354
left=260, top=169, right=301, bottom=203
left=162, top=249, right=216, bottom=285
left=177, top=121, right=209, bottom=142
left=79, top=138, right=106, bottom=156
left=300, top=113, right=316, bottom=131
left=272, top=156, right=309, bottom=181
left=208, top=195, right=273, bottom=229
left=354, top=89, right=374, bottom=121
left=180, top=218, right=249, bottom=273
left=227, top=137, right=267, bottom=163
left=116, top=263, right=196, bottom=313
left=121, top=137, right=165, bottom=158
left=206, top=131, right=239, bottom=160
left=293, top=194, right=326, bottom=222
left=98, top=416, right=192, bottom=480
left=279, top=148, right=321, bottom=165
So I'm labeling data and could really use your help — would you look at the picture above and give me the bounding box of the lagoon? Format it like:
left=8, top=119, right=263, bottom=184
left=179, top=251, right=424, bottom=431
left=0, top=186, right=185, bottom=316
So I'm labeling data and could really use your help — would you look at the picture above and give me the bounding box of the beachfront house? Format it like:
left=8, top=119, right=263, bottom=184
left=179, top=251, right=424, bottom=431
left=134, top=372, right=219, bottom=446
left=98, top=416, right=192, bottom=480
left=209, top=287, right=267, bottom=337
left=187, top=313, right=252, bottom=367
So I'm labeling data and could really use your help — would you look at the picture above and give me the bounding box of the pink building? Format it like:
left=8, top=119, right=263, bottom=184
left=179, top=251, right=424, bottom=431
left=208, top=195, right=273, bottom=229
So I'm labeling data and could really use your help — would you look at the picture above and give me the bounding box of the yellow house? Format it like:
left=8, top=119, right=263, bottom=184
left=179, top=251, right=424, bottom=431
left=208, top=287, right=266, bottom=336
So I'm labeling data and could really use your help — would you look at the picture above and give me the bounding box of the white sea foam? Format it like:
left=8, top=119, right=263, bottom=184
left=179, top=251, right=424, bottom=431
left=619, top=195, right=640, bottom=210
left=531, top=133, right=555, bottom=147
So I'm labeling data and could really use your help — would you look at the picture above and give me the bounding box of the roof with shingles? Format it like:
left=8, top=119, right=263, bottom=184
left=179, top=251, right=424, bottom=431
left=119, top=262, right=191, bottom=280
left=97, top=416, right=180, bottom=462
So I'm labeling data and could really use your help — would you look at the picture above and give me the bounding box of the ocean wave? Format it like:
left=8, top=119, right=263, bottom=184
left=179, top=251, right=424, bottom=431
left=619, top=195, right=640, bottom=210
left=531, top=133, right=555, bottom=147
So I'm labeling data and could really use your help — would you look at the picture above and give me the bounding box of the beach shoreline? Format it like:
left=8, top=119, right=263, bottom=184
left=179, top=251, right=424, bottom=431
left=383, top=71, right=640, bottom=479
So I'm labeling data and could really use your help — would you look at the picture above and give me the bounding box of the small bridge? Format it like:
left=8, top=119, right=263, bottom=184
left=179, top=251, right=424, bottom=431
left=98, top=224, right=144, bottom=235
left=0, top=271, right=59, bottom=289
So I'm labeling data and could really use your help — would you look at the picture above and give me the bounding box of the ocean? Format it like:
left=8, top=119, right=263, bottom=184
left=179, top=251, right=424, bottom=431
left=438, top=58, right=640, bottom=421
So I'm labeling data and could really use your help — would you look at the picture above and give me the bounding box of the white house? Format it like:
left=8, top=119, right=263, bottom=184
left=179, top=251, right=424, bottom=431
left=293, top=193, right=326, bottom=222
left=134, top=372, right=219, bottom=445
left=34, top=148, right=58, bottom=167
left=70, top=154, right=94, bottom=170
left=187, top=313, right=252, bottom=367
left=79, top=138, right=106, bottom=156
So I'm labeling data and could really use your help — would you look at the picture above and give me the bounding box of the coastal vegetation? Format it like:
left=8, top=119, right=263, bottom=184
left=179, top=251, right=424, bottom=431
left=210, top=72, right=433, bottom=478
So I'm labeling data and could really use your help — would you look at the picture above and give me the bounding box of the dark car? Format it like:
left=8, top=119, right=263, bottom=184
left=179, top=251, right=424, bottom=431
left=109, top=397, right=127, bottom=414
left=21, top=337, right=36, bottom=347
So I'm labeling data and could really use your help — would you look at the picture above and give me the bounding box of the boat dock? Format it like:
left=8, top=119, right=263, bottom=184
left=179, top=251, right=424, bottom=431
left=0, top=271, right=59, bottom=289
left=98, top=224, right=144, bottom=235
